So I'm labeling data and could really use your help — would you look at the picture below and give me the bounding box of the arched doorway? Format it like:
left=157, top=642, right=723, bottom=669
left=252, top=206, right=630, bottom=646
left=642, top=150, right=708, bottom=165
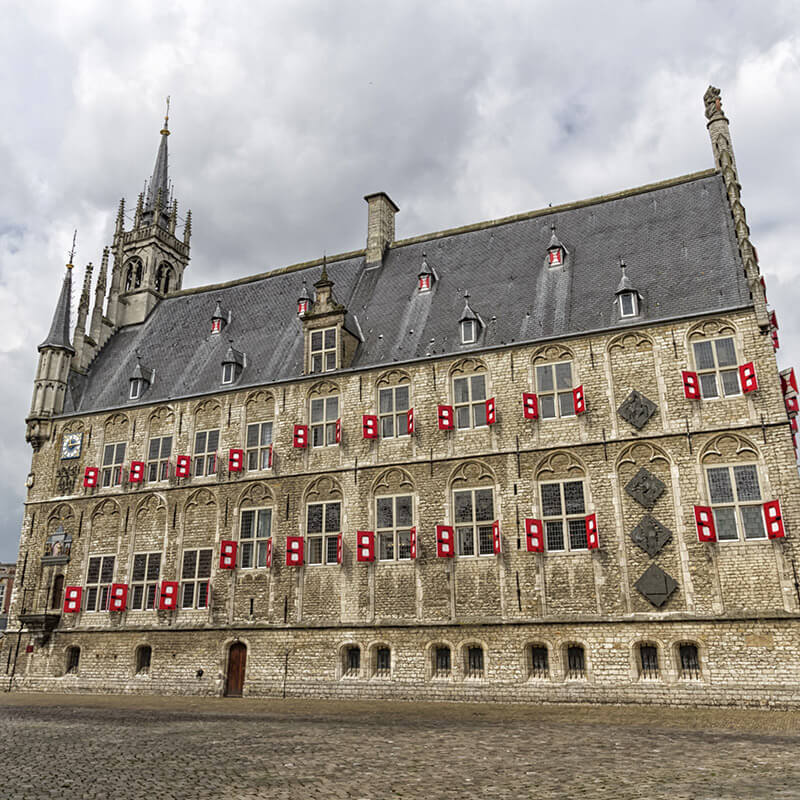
left=225, top=642, right=247, bottom=697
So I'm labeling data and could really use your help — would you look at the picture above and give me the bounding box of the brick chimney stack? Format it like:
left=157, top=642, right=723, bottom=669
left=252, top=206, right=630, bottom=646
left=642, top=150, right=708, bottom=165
left=364, top=192, right=399, bottom=267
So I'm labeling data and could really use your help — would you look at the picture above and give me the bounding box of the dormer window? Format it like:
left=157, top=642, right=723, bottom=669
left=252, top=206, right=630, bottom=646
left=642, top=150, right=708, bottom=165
left=298, top=298, right=310, bottom=315
left=546, top=224, right=567, bottom=268
left=222, top=364, right=235, bottom=384
left=461, top=319, right=477, bottom=344
left=619, top=291, right=638, bottom=317
left=417, top=252, right=436, bottom=293
left=128, top=358, right=153, bottom=401
left=129, top=379, right=144, bottom=399
left=419, top=274, right=432, bottom=291
left=222, top=346, right=244, bottom=385
left=310, top=327, right=337, bottom=373
left=211, top=299, right=227, bottom=335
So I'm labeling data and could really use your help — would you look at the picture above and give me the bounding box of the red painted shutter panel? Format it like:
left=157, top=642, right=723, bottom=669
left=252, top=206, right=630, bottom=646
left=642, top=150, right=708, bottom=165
left=285, top=536, right=304, bottom=566
left=763, top=500, right=785, bottom=539
left=772, top=329, right=780, bottom=350
left=492, top=520, right=501, bottom=554
left=63, top=586, right=82, bottom=613
left=335, top=418, right=342, bottom=443
left=486, top=397, right=497, bottom=425
left=437, top=405, right=454, bottom=430
left=336, top=533, right=343, bottom=564
left=129, top=461, right=145, bottom=483
left=791, top=417, right=798, bottom=434
left=585, top=514, right=599, bottom=549
left=573, top=385, right=586, bottom=414
left=293, top=424, right=308, bottom=448
left=357, top=531, right=375, bottom=562
left=265, top=538, right=273, bottom=568
left=770, top=310, right=779, bottom=330
left=175, top=455, right=191, bottom=478
left=267, top=444, right=273, bottom=469
left=219, top=540, right=237, bottom=569
left=158, top=581, right=179, bottom=610
left=522, top=392, right=539, bottom=420
left=682, top=371, right=700, bottom=399
left=524, top=519, right=544, bottom=552
left=780, top=368, right=798, bottom=396
left=436, top=525, right=455, bottom=557
left=407, top=407, right=415, bottom=434
left=410, top=526, right=417, bottom=559
left=787, top=396, right=799, bottom=416
left=109, top=583, right=128, bottom=611
left=362, top=414, right=378, bottom=439
left=228, top=449, right=244, bottom=472
left=739, top=362, right=758, bottom=393
left=83, top=467, right=99, bottom=488
left=694, top=506, right=717, bottom=543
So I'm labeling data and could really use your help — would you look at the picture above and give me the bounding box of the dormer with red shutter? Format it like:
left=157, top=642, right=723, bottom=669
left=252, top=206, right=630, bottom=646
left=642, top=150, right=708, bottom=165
left=417, top=252, right=438, bottom=293
left=545, top=223, right=568, bottom=268
left=211, top=299, right=228, bottom=335
left=297, top=278, right=312, bottom=316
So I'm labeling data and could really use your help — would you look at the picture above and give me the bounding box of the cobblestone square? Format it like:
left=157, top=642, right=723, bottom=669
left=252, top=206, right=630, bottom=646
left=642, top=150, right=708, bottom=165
left=1, top=693, right=799, bottom=799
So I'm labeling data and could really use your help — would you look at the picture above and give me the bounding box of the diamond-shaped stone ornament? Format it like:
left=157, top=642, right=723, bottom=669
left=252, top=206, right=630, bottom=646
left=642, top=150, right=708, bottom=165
left=624, top=467, right=666, bottom=509
left=635, top=563, right=678, bottom=608
left=617, top=390, right=657, bottom=430
left=631, top=515, right=673, bottom=557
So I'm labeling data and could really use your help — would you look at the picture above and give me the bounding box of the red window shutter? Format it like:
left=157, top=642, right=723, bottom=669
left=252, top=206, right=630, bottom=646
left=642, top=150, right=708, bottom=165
left=438, top=404, right=454, bottom=430
left=786, top=396, right=799, bottom=416
left=770, top=310, right=779, bottom=330
left=362, top=414, right=378, bottom=439
left=228, top=449, right=244, bottom=473
left=63, top=586, right=82, bottom=613
left=175, top=455, right=191, bottom=478
left=548, top=248, right=563, bottom=266
left=293, top=424, right=308, bottom=448
left=436, top=524, right=455, bottom=557
left=763, top=500, right=785, bottom=539
left=410, top=526, right=417, bottom=559
left=573, top=385, right=586, bottom=414
left=694, top=506, right=717, bottom=543
left=267, top=444, right=273, bottom=468
left=486, top=397, right=497, bottom=425
left=585, top=514, right=599, bottom=549
left=219, top=540, right=237, bottom=569
left=772, top=329, right=780, bottom=350
left=791, top=417, right=798, bottom=434
left=129, top=461, right=145, bottom=484
left=357, top=531, right=375, bottom=562
left=265, top=538, right=273, bottom=567
left=286, top=536, right=304, bottom=566
left=158, top=581, right=179, bottom=610
left=739, top=362, right=758, bottom=393
left=109, top=583, right=128, bottom=612
left=83, top=466, right=99, bottom=488
left=682, top=370, right=700, bottom=399
left=335, top=418, right=342, bottom=443
left=407, top=407, right=415, bottom=434
left=780, top=368, right=798, bottom=396
left=336, top=533, right=343, bottom=564
left=524, top=519, right=544, bottom=552
left=522, top=392, right=539, bottom=420
left=492, top=520, right=502, bottom=554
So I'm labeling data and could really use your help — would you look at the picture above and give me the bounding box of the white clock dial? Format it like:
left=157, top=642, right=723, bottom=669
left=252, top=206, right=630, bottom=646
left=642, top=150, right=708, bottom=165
left=61, top=433, right=83, bottom=460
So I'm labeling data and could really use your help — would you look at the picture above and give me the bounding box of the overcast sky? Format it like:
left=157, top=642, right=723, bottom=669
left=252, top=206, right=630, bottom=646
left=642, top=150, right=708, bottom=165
left=1, top=1, right=799, bottom=561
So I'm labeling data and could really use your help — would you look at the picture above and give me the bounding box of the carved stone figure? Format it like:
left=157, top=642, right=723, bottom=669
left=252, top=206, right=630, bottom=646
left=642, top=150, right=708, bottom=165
left=618, top=390, right=657, bottom=430
left=624, top=467, right=666, bottom=509
left=704, top=85, right=723, bottom=120
left=631, top=515, right=672, bottom=557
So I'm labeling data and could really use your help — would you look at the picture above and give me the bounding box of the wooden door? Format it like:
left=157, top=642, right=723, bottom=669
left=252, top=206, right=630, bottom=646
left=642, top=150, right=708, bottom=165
left=225, top=642, right=247, bottom=697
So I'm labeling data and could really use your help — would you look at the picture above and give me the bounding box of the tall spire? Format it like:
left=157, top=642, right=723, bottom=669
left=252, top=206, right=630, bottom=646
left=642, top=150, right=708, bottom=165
left=40, top=262, right=75, bottom=353
left=143, top=97, right=171, bottom=225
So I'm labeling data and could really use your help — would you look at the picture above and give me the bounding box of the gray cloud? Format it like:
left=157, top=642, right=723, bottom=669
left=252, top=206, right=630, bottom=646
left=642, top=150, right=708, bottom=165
left=1, top=1, right=799, bottom=559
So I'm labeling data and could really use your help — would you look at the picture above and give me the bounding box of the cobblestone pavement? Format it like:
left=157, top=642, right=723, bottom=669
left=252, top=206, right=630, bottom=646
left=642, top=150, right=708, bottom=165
left=1, top=694, right=799, bottom=799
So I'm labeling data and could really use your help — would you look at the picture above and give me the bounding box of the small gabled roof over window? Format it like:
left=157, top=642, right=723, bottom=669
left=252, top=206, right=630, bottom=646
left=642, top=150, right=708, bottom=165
left=615, top=259, right=642, bottom=319
left=418, top=252, right=438, bottom=292
left=546, top=224, right=568, bottom=267
left=459, top=292, right=483, bottom=344
left=129, top=354, right=154, bottom=400
left=222, top=344, right=245, bottom=384
left=211, top=299, right=228, bottom=334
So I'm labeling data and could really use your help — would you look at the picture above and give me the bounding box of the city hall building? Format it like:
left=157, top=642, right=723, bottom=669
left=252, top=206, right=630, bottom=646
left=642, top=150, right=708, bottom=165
left=3, top=87, right=800, bottom=706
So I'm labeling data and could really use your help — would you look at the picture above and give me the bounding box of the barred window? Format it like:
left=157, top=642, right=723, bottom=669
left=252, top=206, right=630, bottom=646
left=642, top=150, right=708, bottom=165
left=310, top=327, right=337, bottom=373
left=378, top=384, right=410, bottom=438
left=376, top=494, right=413, bottom=561
left=566, top=645, right=586, bottom=679
left=310, top=395, right=339, bottom=447
left=375, top=647, right=391, bottom=678
left=193, top=429, right=219, bottom=477
left=453, top=487, right=495, bottom=557
left=693, top=336, right=740, bottom=399
left=540, top=480, right=587, bottom=551
left=344, top=646, right=360, bottom=677
left=528, top=645, right=549, bottom=679
left=453, top=373, right=487, bottom=429
left=101, top=442, right=126, bottom=487
left=678, top=643, right=701, bottom=680
left=246, top=422, right=273, bottom=470
left=240, top=508, right=272, bottom=568
left=130, top=552, right=161, bottom=610
left=706, top=464, right=765, bottom=541
left=85, top=555, right=115, bottom=611
left=66, top=646, right=80, bottom=674
left=465, top=645, right=485, bottom=678
left=306, top=501, right=341, bottom=565
left=639, top=643, right=659, bottom=679
left=433, top=646, right=451, bottom=678
left=147, top=436, right=172, bottom=482
left=180, top=549, right=212, bottom=609
left=536, top=361, right=575, bottom=419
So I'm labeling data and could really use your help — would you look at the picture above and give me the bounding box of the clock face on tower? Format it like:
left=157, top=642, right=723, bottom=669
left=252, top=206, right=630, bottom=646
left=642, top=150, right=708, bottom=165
left=61, top=432, right=83, bottom=460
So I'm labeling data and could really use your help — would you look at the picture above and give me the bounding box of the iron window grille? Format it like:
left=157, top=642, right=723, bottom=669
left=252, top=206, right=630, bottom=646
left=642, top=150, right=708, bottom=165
left=180, top=549, right=212, bottom=609
left=692, top=336, right=741, bottom=398
left=310, top=327, right=337, bottom=373
left=540, top=480, right=588, bottom=551
left=101, top=442, right=126, bottom=487
left=529, top=645, right=549, bottom=679
left=433, top=646, right=451, bottom=678
left=147, top=436, right=172, bottom=482
left=240, top=508, right=272, bottom=568
left=130, top=552, right=161, bottom=610
left=66, top=646, right=80, bottom=674
left=85, top=555, right=115, bottom=611
left=310, top=395, right=339, bottom=447
left=706, top=464, right=766, bottom=541
left=193, top=429, right=220, bottom=477
left=465, top=646, right=485, bottom=679
left=135, top=645, right=152, bottom=675
left=453, top=373, right=487, bottom=429
left=453, top=487, right=495, bottom=556
left=376, top=494, right=414, bottom=561
left=378, top=384, right=411, bottom=438
left=246, top=421, right=273, bottom=470
left=639, top=644, right=660, bottom=679
left=566, top=645, right=586, bottom=679
left=375, top=647, right=391, bottom=678
left=306, top=501, right=341, bottom=565
left=536, top=361, right=576, bottom=419
left=679, top=643, right=701, bottom=680
left=344, top=646, right=361, bottom=677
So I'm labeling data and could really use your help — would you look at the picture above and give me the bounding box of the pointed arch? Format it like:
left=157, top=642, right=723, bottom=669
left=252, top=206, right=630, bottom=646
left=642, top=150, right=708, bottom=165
left=686, top=317, right=737, bottom=343
left=103, top=413, right=129, bottom=441
left=135, top=493, right=167, bottom=519
left=448, top=357, right=486, bottom=378
left=238, top=482, right=274, bottom=508
left=303, top=475, right=343, bottom=503
left=534, top=450, right=586, bottom=481
left=449, top=459, right=495, bottom=488
left=184, top=487, right=217, bottom=511
left=90, top=497, right=121, bottom=523
left=700, top=433, right=760, bottom=465
left=531, top=344, right=574, bottom=365
left=371, top=467, right=415, bottom=495
left=616, top=441, right=672, bottom=469
left=307, top=379, right=339, bottom=398
left=147, top=405, right=175, bottom=431
left=47, top=503, right=75, bottom=530
left=607, top=330, right=654, bottom=354
left=244, top=390, right=275, bottom=420
left=375, top=368, right=411, bottom=388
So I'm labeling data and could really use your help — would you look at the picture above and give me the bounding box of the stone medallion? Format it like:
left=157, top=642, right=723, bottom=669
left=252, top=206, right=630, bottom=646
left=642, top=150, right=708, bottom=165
left=635, top=563, right=678, bottom=608
left=624, top=467, right=666, bottom=509
left=617, top=390, right=657, bottom=430
left=631, top=515, right=673, bottom=557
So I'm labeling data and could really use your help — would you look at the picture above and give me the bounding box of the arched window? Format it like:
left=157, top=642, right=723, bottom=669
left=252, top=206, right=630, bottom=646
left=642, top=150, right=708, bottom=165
left=372, top=645, right=391, bottom=678
left=527, top=643, right=549, bottom=679
left=155, top=263, right=174, bottom=294
left=51, top=574, right=65, bottom=610
left=677, top=642, right=701, bottom=680
left=66, top=646, right=80, bottom=674
left=135, top=645, right=152, bottom=675
left=125, top=260, right=143, bottom=291
left=342, top=645, right=361, bottom=678
left=464, top=645, right=485, bottom=679
left=431, top=644, right=451, bottom=678
left=638, top=642, right=660, bottom=679
left=565, top=644, right=586, bottom=679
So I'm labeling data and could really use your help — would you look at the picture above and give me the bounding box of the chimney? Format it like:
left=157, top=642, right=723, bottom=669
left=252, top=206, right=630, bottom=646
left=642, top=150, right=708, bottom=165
left=364, top=192, right=399, bottom=266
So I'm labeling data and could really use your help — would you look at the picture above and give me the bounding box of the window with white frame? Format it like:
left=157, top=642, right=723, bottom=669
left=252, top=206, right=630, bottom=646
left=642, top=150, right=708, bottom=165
left=540, top=480, right=587, bottom=551
left=535, top=361, right=575, bottom=419
left=453, top=487, right=495, bottom=556
left=376, top=494, right=413, bottom=561
left=705, top=464, right=766, bottom=541
left=310, top=327, right=337, bottom=373
left=239, top=507, right=272, bottom=568
left=129, top=379, right=143, bottom=400
left=310, top=395, right=339, bottom=447
left=147, top=436, right=172, bottom=482
left=306, top=500, right=341, bottom=565
left=246, top=421, right=273, bottom=470
left=378, top=384, right=410, bottom=438
left=222, top=362, right=235, bottom=385
left=619, top=291, right=638, bottom=317
left=461, top=319, right=478, bottom=344
left=193, top=429, right=219, bottom=476
left=101, top=442, right=126, bottom=487
left=85, top=555, right=115, bottom=611
left=130, top=552, right=161, bottom=610
left=453, top=373, right=487, bottom=429
left=692, top=337, right=741, bottom=398
left=180, top=549, right=212, bottom=609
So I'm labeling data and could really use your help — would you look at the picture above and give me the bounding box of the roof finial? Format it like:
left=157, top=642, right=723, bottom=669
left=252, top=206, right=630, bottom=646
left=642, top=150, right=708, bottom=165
left=619, top=255, right=626, bottom=272
left=161, top=95, right=170, bottom=136
left=319, top=253, right=329, bottom=283
left=67, top=229, right=77, bottom=269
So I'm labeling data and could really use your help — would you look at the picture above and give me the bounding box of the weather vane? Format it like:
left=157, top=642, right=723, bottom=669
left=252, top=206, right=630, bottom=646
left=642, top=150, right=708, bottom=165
left=67, top=229, right=77, bottom=267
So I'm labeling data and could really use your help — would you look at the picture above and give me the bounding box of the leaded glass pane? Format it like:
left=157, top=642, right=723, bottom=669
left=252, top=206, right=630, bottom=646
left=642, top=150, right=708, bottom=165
left=457, top=526, right=474, bottom=555
left=693, top=340, right=715, bottom=370
left=326, top=537, right=339, bottom=564
left=311, top=331, right=322, bottom=350
left=713, top=507, right=738, bottom=540
left=564, top=481, right=586, bottom=515
left=310, top=398, right=324, bottom=423
left=325, top=502, right=341, bottom=533
left=478, top=525, right=494, bottom=555
left=395, top=495, right=413, bottom=527
left=456, top=406, right=471, bottom=429
left=146, top=554, right=160, bottom=581
left=198, top=550, right=212, bottom=578
left=379, top=532, right=394, bottom=560
left=246, top=424, right=259, bottom=448
left=541, top=484, right=562, bottom=517
left=240, top=510, right=254, bottom=539
left=721, top=369, right=740, bottom=396
left=307, top=538, right=322, bottom=564
left=473, top=402, right=487, bottom=427
left=87, top=557, right=101, bottom=584
left=545, top=520, right=564, bottom=550
left=558, top=392, right=574, bottom=416
left=194, top=431, right=206, bottom=452
left=148, top=438, right=161, bottom=460
left=733, top=465, right=761, bottom=502
left=379, top=388, right=393, bottom=414
left=539, top=395, right=556, bottom=419
left=395, top=385, right=409, bottom=410
left=471, top=375, right=486, bottom=400
left=454, top=491, right=473, bottom=523
left=377, top=498, right=394, bottom=528
left=568, top=519, right=588, bottom=550
left=741, top=506, right=766, bottom=539
left=707, top=468, right=734, bottom=503
left=555, top=362, right=572, bottom=390
left=132, top=554, right=146, bottom=582
left=715, top=337, right=737, bottom=367
left=398, top=530, right=411, bottom=559
left=536, top=365, right=553, bottom=392
left=475, top=489, right=494, bottom=521
left=325, top=396, right=338, bottom=419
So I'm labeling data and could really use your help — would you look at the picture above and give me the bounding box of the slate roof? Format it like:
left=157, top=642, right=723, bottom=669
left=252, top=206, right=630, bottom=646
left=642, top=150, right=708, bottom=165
left=40, top=267, right=74, bottom=353
left=62, top=170, right=750, bottom=415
